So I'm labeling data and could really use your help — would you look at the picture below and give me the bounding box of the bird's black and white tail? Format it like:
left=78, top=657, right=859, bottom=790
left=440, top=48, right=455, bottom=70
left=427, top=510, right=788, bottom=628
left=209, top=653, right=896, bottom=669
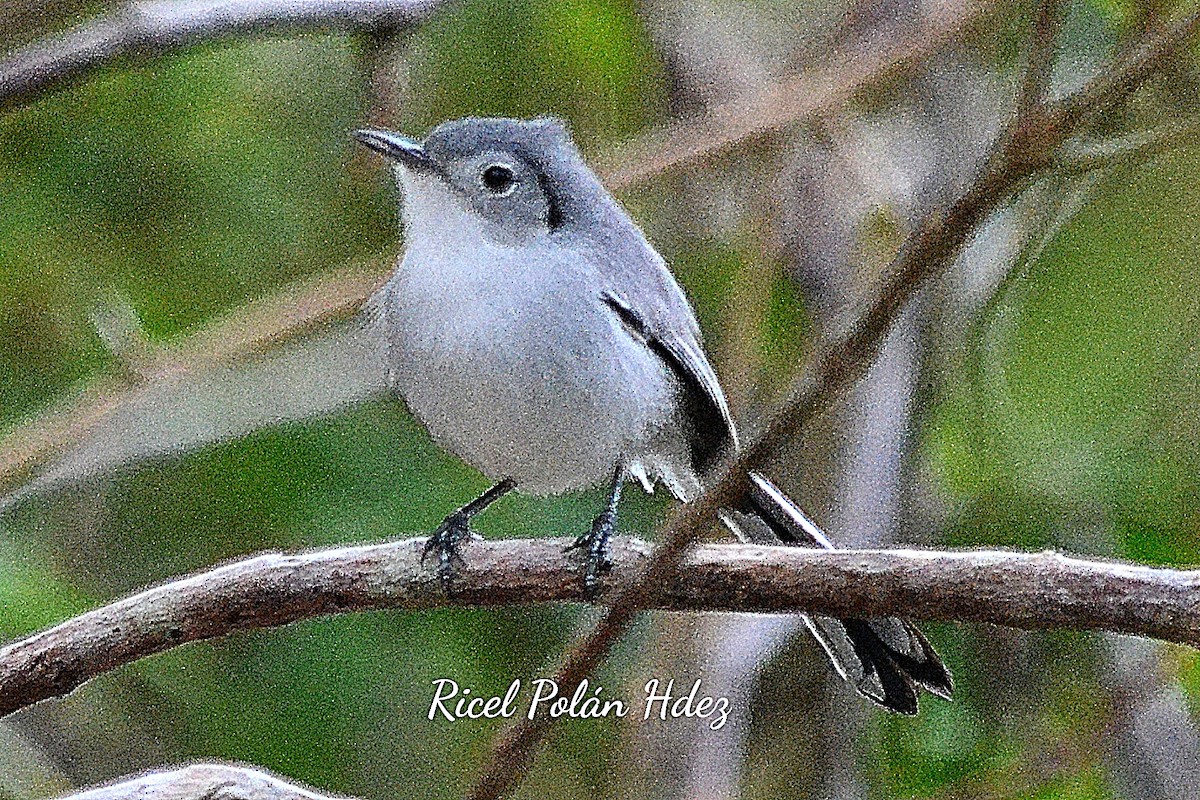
left=722, top=472, right=953, bottom=715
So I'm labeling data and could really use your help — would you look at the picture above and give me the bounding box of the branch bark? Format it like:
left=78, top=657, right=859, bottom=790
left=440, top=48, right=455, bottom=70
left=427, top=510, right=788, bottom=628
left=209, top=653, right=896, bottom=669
left=61, top=764, right=348, bottom=800
left=1049, top=8, right=1200, bottom=138
left=0, top=0, right=450, bottom=110
left=4, top=535, right=1200, bottom=720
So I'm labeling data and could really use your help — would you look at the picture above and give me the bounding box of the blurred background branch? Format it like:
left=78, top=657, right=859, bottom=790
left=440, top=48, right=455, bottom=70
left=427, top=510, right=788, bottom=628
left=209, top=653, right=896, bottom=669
left=1014, top=0, right=1067, bottom=117
left=5, top=0, right=1200, bottom=798
left=6, top=536, right=1200, bottom=721
left=0, top=0, right=450, bottom=110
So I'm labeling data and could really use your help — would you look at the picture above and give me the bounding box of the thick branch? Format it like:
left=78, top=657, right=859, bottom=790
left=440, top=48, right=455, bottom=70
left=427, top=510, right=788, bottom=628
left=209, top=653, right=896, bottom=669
left=62, top=764, right=347, bottom=800
left=3, top=535, right=1200, bottom=719
left=0, top=0, right=449, bottom=110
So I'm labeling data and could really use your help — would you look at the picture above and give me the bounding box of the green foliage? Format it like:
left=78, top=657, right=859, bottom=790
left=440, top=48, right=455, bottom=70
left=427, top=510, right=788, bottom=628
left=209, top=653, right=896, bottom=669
left=0, top=541, right=90, bottom=637
left=404, top=0, right=664, bottom=142
left=928, top=150, right=1200, bottom=565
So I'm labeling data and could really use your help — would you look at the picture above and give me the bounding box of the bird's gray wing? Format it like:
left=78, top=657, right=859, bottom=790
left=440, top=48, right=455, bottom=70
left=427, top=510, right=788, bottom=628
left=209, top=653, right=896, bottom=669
left=599, top=282, right=736, bottom=477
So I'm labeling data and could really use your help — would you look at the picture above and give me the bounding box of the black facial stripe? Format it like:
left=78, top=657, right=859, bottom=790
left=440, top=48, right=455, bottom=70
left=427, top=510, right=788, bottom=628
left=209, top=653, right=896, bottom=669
left=535, top=171, right=564, bottom=230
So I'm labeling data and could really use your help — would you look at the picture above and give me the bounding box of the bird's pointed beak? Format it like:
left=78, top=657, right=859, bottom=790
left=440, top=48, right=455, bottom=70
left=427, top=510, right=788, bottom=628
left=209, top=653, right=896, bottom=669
left=352, top=128, right=437, bottom=173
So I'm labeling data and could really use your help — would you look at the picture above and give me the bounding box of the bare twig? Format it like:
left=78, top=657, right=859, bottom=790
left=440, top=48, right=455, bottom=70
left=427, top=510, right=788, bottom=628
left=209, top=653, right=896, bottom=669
left=0, top=0, right=450, bottom=110
left=5, top=536, right=1200, bottom=720
left=1052, top=118, right=1200, bottom=174
left=1015, top=0, right=1067, bottom=116
left=465, top=6, right=1200, bottom=799
left=597, top=0, right=996, bottom=187
left=62, top=764, right=347, bottom=800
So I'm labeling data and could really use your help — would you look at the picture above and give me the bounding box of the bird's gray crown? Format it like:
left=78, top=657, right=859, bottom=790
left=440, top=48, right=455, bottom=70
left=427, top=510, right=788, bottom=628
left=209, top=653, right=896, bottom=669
left=422, top=116, right=573, bottom=166
left=420, top=116, right=606, bottom=233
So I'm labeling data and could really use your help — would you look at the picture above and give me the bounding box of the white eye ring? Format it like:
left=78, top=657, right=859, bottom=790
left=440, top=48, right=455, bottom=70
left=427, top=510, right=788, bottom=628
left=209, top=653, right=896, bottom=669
left=481, top=162, right=517, bottom=196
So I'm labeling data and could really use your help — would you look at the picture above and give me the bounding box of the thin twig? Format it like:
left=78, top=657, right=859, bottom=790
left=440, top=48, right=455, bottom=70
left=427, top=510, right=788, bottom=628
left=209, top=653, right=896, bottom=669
left=464, top=6, right=1200, bottom=798
left=5, top=536, right=1200, bottom=720
left=0, top=0, right=451, bottom=110
left=1052, top=117, right=1200, bottom=174
left=1014, top=0, right=1067, bottom=116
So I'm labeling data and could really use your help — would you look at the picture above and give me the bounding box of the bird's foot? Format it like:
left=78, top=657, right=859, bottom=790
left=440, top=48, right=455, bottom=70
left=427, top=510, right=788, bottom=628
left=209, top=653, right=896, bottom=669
left=565, top=508, right=616, bottom=599
left=422, top=510, right=479, bottom=589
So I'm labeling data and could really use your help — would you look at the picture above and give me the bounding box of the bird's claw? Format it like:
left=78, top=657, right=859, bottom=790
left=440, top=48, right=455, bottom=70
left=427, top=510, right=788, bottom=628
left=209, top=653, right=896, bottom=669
left=423, top=510, right=478, bottom=589
left=565, top=508, right=616, bottom=599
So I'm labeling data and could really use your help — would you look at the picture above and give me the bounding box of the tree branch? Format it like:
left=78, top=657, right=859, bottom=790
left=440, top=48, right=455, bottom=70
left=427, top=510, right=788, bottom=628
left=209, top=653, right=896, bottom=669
left=595, top=0, right=997, bottom=187
left=1052, top=118, right=1200, bottom=174
left=61, top=764, right=349, bottom=800
left=4, top=535, right=1200, bottom=720
left=0, top=0, right=450, bottom=110
left=1045, top=7, right=1200, bottom=141
left=1014, top=0, right=1066, bottom=116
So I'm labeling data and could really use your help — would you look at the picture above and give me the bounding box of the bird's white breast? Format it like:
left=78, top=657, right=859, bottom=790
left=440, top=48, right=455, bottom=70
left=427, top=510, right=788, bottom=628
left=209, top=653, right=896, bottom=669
left=372, top=180, right=677, bottom=494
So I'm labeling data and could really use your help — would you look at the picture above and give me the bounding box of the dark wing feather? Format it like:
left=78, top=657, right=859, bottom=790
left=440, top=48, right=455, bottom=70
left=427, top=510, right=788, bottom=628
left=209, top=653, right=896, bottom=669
left=601, top=291, right=735, bottom=476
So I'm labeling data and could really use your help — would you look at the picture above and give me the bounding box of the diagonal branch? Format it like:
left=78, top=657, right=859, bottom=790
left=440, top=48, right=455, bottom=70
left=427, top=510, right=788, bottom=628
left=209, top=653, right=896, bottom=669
left=595, top=0, right=998, bottom=187
left=4, top=535, right=1200, bottom=721
left=1045, top=7, right=1200, bottom=142
left=0, top=0, right=451, bottom=110
left=4, top=5, right=1198, bottom=794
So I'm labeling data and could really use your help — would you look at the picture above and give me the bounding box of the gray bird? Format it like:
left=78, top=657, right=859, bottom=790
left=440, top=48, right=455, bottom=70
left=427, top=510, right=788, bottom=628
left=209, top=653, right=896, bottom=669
left=354, top=116, right=951, bottom=714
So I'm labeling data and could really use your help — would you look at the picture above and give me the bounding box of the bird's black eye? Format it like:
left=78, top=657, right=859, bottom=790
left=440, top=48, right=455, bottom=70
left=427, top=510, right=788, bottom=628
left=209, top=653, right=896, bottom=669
left=481, top=164, right=515, bottom=195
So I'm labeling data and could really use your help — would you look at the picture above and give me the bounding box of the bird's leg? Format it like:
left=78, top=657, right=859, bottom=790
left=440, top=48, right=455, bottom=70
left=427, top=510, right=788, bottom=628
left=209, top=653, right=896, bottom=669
left=423, top=478, right=516, bottom=588
left=566, top=463, right=624, bottom=599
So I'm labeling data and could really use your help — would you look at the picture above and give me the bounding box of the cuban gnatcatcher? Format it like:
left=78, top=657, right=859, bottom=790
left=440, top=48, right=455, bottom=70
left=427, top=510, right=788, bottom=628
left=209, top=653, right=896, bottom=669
left=353, top=117, right=951, bottom=713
